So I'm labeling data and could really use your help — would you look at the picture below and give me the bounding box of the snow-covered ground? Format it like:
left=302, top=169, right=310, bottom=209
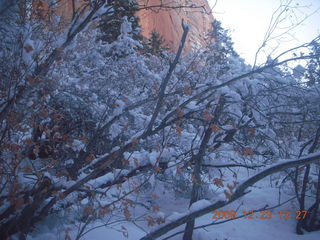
left=28, top=174, right=319, bottom=240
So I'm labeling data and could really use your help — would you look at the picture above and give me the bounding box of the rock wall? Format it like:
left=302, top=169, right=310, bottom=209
left=30, top=0, right=214, bottom=51
left=136, top=0, right=214, bottom=51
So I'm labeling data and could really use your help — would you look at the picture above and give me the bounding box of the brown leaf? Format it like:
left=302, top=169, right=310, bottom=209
left=155, top=166, right=161, bottom=173
left=132, top=138, right=140, bottom=144
left=191, top=174, right=197, bottom=184
left=65, top=227, right=72, bottom=240
left=146, top=216, right=155, bottom=227
left=227, top=183, right=235, bottom=192
left=156, top=217, right=165, bottom=224
left=204, top=110, right=214, bottom=121
left=85, top=153, right=95, bottom=163
left=5, top=142, right=22, bottom=152
left=33, top=145, right=40, bottom=155
left=99, top=207, right=110, bottom=217
left=249, top=127, right=255, bottom=137
left=183, top=87, right=192, bottom=96
left=58, top=192, right=66, bottom=200
left=14, top=197, right=24, bottom=210
left=122, top=158, right=130, bottom=166
left=176, top=126, right=183, bottom=136
left=22, top=165, right=32, bottom=174
left=243, top=147, right=253, bottom=156
left=133, top=157, right=139, bottom=168
left=176, top=107, right=184, bottom=117
left=84, top=206, right=94, bottom=215
left=26, top=76, right=39, bottom=84
left=122, top=97, right=129, bottom=102
left=23, top=139, right=33, bottom=146
left=124, top=206, right=131, bottom=220
left=121, top=225, right=128, bottom=238
left=224, top=190, right=232, bottom=200
left=24, top=44, right=33, bottom=53
left=213, top=178, right=224, bottom=187
left=151, top=192, right=158, bottom=199
left=152, top=206, right=160, bottom=212
left=210, top=124, right=220, bottom=133
left=123, top=122, right=130, bottom=130
left=176, top=164, right=183, bottom=174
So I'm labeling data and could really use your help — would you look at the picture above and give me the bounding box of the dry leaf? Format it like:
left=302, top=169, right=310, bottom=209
left=213, top=178, right=224, bottom=187
left=133, top=157, right=139, bottom=168
left=176, top=107, right=184, bottom=117
left=14, top=197, right=24, bottom=210
left=85, top=153, right=95, bottom=163
left=26, top=76, right=38, bottom=84
left=22, top=165, right=32, bottom=174
left=84, top=206, right=94, bottom=215
left=227, top=183, right=234, bottom=192
left=146, top=216, right=155, bottom=227
left=23, top=139, right=33, bottom=146
left=191, top=174, right=198, bottom=184
left=99, top=207, right=110, bottom=217
left=210, top=124, right=220, bottom=133
left=121, top=225, right=128, bottom=238
left=156, top=217, right=165, bottom=224
left=243, top=147, right=253, bottom=156
left=151, top=192, right=158, bottom=199
left=176, top=126, right=183, bottom=136
left=24, top=44, right=33, bottom=53
left=224, top=190, right=232, bottom=200
left=124, top=206, right=131, bottom=220
left=152, top=206, right=160, bottom=212
left=155, top=166, right=161, bottom=173
left=204, top=110, right=214, bottom=121
left=183, top=87, right=192, bottom=96
left=122, top=158, right=130, bottom=166
left=249, top=127, right=255, bottom=137
left=176, top=164, right=183, bottom=174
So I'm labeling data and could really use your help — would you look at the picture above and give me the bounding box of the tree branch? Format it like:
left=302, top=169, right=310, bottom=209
left=145, top=22, right=189, bottom=135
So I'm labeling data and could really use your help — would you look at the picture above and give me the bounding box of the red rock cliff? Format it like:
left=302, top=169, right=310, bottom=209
left=136, top=0, right=214, bottom=51
left=30, top=0, right=214, bottom=51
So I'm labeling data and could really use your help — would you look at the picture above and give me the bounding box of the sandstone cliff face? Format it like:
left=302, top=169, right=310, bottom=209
left=31, top=0, right=84, bottom=27
left=31, top=0, right=214, bottom=51
left=136, top=0, right=214, bottom=51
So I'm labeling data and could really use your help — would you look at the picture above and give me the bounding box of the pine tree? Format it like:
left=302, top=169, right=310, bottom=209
left=306, top=38, right=320, bottom=86
left=209, top=20, right=238, bottom=63
left=205, top=20, right=239, bottom=77
left=145, top=30, right=169, bottom=57
left=98, top=0, right=141, bottom=43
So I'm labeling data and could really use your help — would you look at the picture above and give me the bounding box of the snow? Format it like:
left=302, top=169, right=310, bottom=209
left=167, top=211, right=188, bottom=222
left=189, top=199, right=212, bottom=212
left=72, top=140, right=85, bottom=152
left=3, top=6, right=320, bottom=240
left=87, top=172, right=114, bottom=186
left=27, top=178, right=320, bottom=240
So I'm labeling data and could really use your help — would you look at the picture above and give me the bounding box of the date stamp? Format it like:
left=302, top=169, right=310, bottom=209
left=211, top=210, right=308, bottom=220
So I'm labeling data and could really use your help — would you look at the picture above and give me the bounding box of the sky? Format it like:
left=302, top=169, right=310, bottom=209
left=208, top=0, right=320, bottom=65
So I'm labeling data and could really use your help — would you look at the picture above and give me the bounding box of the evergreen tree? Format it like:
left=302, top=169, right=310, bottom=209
left=209, top=19, right=238, bottom=63
left=145, top=30, right=169, bottom=57
left=306, top=38, right=320, bottom=86
left=204, top=19, right=239, bottom=77
left=98, top=0, right=141, bottom=43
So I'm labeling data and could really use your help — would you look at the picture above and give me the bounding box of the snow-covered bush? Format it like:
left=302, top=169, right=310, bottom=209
left=0, top=2, right=319, bottom=239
